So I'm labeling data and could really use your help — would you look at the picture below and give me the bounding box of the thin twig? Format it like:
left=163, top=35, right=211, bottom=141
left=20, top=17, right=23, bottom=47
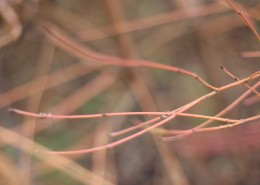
left=9, top=72, right=259, bottom=120
left=41, top=22, right=217, bottom=90
left=77, top=3, right=227, bottom=41
left=220, top=64, right=260, bottom=96
left=244, top=95, right=260, bottom=106
left=162, top=115, right=260, bottom=141
left=225, top=0, right=260, bottom=42
left=241, top=51, right=260, bottom=58
left=160, top=80, right=260, bottom=140
left=9, top=72, right=259, bottom=155
left=0, top=0, right=22, bottom=48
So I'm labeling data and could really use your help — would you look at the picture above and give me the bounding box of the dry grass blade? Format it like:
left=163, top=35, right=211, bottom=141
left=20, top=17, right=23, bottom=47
left=78, top=3, right=228, bottom=41
left=0, top=154, right=21, bottom=185
left=0, top=124, right=115, bottom=185
left=244, top=95, right=260, bottom=106
left=0, top=0, right=22, bottom=48
left=0, top=63, right=98, bottom=108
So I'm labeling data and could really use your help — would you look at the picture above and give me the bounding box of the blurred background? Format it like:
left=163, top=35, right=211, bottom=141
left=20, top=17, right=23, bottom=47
left=0, top=0, right=259, bottom=184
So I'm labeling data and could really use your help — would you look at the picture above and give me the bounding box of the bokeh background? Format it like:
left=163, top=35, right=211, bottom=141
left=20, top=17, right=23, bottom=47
left=0, top=0, right=259, bottom=184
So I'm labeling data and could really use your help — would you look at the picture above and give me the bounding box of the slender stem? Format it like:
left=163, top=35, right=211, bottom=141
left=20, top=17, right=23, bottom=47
left=162, top=115, right=260, bottom=141
left=110, top=117, right=160, bottom=137
left=10, top=72, right=259, bottom=120
left=220, top=65, right=260, bottom=96
left=43, top=91, right=217, bottom=155
left=41, top=23, right=217, bottom=90
left=110, top=112, right=239, bottom=137
left=161, top=80, right=260, bottom=140
left=241, top=51, right=260, bottom=58
left=225, top=0, right=260, bottom=42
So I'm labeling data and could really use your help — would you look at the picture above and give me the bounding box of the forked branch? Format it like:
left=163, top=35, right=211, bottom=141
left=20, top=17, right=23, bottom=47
left=10, top=72, right=260, bottom=155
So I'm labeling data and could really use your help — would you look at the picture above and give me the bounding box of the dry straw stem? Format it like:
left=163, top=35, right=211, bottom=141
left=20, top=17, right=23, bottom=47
left=0, top=62, right=99, bottom=108
left=224, top=0, right=260, bottom=42
left=0, top=69, right=116, bottom=150
left=244, top=95, right=260, bottom=106
left=0, top=0, right=22, bottom=48
left=2, top=70, right=118, bottom=149
left=0, top=124, right=115, bottom=185
left=48, top=70, right=118, bottom=114
left=74, top=2, right=260, bottom=43
left=0, top=154, right=21, bottom=185
left=9, top=72, right=260, bottom=155
left=20, top=40, right=54, bottom=184
left=77, top=2, right=228, bottom=41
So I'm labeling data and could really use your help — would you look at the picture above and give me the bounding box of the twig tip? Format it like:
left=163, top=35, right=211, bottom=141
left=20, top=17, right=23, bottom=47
left=108, top=133, right=115, bottom=137
left=8, top=108, right=15, bottom=113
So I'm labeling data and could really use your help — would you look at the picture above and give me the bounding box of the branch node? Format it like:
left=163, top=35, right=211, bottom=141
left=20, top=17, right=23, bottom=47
left=39, top=112, right=52, bottom=119
left=240, top=119, right=245, bottom=123
left=160, top=114, right=169, bottom=120
left=193, top=74, right=199, bottom=79
left=214, top=88, right=220, bottom=93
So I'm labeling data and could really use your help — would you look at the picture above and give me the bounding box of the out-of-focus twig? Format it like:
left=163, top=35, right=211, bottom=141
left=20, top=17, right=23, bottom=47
left=0, top=0, right=22, bottom=48
left=243, top=95, right=260, bottom=106
left=0, top=63, right=99, bottom=108
left=241, top=51, right=260, bottom=58
left=0, top=124, right=115, bottom=185
left=77, top=3, right=227, bottom=41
